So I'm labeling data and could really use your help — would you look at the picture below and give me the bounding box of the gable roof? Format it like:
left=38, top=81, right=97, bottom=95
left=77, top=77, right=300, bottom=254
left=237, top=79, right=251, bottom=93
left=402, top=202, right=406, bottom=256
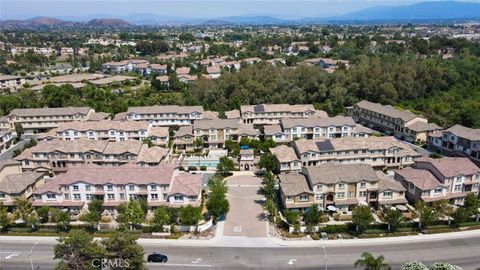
left=303, top=163, right=380, bottom=185
left=279, top=172, right=313, bottom=196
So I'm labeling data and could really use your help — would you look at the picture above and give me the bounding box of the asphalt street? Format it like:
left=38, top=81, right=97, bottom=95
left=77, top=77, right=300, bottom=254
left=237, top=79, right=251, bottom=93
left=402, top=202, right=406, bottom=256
left=1, top=235, right=480, bottom=270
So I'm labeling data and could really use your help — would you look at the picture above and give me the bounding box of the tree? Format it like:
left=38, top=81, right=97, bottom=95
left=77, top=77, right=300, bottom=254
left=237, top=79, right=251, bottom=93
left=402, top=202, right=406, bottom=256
left=101, top=230, right=145, bottom=270
left=207, top=176, right=229, bottom=221
left=263, top=199, right=277, bottom=222
left=179, top=205, right=201, bottom=226
left=303, top=204, right=322, bottom=226
left=354, top=252, right=391, bottom=270
left=452, top=207, right=470, bottom=226
left=258, top=153, right=278, bottom=173
left=463, top=193, right=479, bottom=216
left=430, top=262, right=462, bottom=270
left=217, top=156, right=235, bottom=176
left=151, top=207, right=170, bottom=231
left=82, top=199, right=103, bottom=231
left=116, top=203, right=128, bottom=227
left=13, top=197, right=33, bottom=222
left=259, top=171, right=276, bottom=201
left=53, top=210, right=71, bottom=232
left=417, top=206, right=436, bottom=229
left=352, top=206, right=374, bottom=232
left=125, top=199, right=145, bottom=230
left=384, top=208, right=403, bottom=231
left=194, top=138, right=203, bottom=151
left=206, top=189, right=230, bottom=221
left=401, top=261, right=429, bottom=270
left=284, top=209, right=300, bottom=225
left=54, top=230, right=104, bottom=270
left=0, top=203, right=10, bottom=231
left=36, top=205, right=50, bottom=223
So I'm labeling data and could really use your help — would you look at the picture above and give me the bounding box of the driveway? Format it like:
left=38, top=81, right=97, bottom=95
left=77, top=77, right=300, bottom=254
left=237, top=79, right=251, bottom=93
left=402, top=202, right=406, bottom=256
left=224, top=175, right=267, bottom=237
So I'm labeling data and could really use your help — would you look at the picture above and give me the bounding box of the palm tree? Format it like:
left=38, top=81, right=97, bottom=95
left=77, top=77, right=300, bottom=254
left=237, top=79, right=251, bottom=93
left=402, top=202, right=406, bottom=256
left=354, top=252, right=391, bottom=270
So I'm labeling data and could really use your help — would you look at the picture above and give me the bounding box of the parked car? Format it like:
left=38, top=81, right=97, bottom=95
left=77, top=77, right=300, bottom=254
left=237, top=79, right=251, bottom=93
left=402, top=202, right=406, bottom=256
left=147, top=253, right=168, bottom=263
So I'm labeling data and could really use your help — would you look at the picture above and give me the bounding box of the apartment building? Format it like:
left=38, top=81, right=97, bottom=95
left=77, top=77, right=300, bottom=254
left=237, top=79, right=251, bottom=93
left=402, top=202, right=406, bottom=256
left=7, top=107, right=97, bottom=133
left=0, top=171, right=46, bottom=206
left=290, top=136, right=420, bottom=170
left=270, top=145, right=302, bottom=172
left=174, top=125, right=195, bottom=152
left=121, top=105, right=204, bottom=126
left=174, top=120, right=260, bottom=151
left=240, top=104, right=328, bottom=124
left=101, top=59, right=148, bottom=73
left=0, top=75, right=24, bottom=90
left=427, top=125, right=480, bottom=164
left=279, top=163, right=406, bottom=211
left=347, top=100, right=441, bottom=142
left=274, top=116, right=373, bottom=141
left=31, top=164, right=202, bottom=213
left=0, top=129, right=14, bottom=153
left=394, top=157, right=480, bottom=205
left=193, top=119, right=239, bottom=149
left=15, top=139, right=169, bottom=173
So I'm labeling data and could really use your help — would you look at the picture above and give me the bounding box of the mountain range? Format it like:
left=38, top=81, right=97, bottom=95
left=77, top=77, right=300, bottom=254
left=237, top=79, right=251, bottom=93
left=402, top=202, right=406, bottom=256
left=2, top=1, right=480, bottom=27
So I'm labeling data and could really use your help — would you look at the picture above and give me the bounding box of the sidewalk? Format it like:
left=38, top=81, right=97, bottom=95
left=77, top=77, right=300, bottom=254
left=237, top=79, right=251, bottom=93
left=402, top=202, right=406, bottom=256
left=2, top=222, right=480, bottom=248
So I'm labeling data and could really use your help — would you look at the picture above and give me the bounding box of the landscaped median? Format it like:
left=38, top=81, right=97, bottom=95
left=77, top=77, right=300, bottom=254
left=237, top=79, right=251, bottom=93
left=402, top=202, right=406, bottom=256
left=274, top=218, right=480, bottom=240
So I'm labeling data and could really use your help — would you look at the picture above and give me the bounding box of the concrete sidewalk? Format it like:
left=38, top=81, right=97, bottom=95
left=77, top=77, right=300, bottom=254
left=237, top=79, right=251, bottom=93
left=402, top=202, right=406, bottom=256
left=2, top=223, right=480, bottom=248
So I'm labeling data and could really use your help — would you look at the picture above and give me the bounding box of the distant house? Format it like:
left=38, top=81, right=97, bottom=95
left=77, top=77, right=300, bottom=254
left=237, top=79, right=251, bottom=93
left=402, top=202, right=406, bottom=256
left=347, top=100, right=442, bottom=143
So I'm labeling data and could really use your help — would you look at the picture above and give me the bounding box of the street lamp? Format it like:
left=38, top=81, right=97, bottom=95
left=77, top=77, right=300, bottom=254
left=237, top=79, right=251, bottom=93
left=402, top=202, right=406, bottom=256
left=322, top=245, right=328, bottom=270
left=29, top=242, right=38, bottom=270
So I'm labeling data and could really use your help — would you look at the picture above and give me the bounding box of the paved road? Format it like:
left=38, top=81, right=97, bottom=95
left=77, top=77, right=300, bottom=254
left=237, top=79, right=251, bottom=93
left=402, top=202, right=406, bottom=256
left=1, top=235, right=480, bottom=269
left=224, top=175, right=267, bottom=237
left=0, top=140, right=25, bottom=163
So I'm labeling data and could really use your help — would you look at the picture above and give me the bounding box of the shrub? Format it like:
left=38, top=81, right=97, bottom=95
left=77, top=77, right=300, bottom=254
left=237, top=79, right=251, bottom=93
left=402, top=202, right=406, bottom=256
left=200, top=166, right=207, bottom=171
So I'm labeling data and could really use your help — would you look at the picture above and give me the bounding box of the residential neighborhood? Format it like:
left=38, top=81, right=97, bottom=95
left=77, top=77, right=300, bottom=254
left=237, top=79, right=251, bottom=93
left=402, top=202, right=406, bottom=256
left=1, top=4, right=480, bottom=268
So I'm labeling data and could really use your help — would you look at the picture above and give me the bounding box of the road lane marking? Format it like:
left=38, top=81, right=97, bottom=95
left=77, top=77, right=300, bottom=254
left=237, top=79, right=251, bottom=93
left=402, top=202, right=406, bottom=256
left=147, top=263, right=212, bottom=267
left=288, top=259, right=297, bottom=265
left=192, top=258, right=202, bottom=264
left=5, top=253, right=20, bottom=260
left=233, top=226, right=242, bottom=232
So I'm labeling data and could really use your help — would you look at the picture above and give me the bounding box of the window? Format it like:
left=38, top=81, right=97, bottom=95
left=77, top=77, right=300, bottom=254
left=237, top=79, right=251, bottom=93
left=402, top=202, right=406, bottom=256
left=360, top=182, right=367, bottom=188
left=150, top=194, right=159, bottom=200
left=454, top=184, right=462, bottom=192
left=86, top=194, right=93, bottom=200
left=286, top=196, right=293, bottom=201
left=316, top=184, right=322, bottom=190
left=336, top=192, right=345, bottom=199
left=85, top=185, right=91, bottom=191
left=174, top=195, right=184, bottom=201
left=315, top=194, right=323, bottom=200
left=120, top=193, right=125, bottom=200
left=299, top=195, right=309, bottom=201
left=46, top=193, right=56, bottom=200
left=129, top=185, right=135, bottom=191
left=337, top=183, right=345, bottom=190
left=359, top=191, right=367, bottom=197
left=0, top=193, right=5, bottom=199
left=107, top=185, right=113, bottom=191
left=107, top=194, right=115, bottom=200
left=348, top=192, right=354, bottom=198
left=383, top=191, right=393, bottom=198
left=455, top=176, right=462, bottom=183
left=72, top=185, right=79, bottom=191
left=434, top=188, right=443, bottom=194
left=73, top=194, right=81, bottom=200
left=150, top=185, right=157, bottom=191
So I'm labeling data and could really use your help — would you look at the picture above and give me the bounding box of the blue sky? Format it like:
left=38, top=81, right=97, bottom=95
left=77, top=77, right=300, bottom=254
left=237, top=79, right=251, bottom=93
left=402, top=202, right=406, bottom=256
left=1, top=0, right=480, bottom=20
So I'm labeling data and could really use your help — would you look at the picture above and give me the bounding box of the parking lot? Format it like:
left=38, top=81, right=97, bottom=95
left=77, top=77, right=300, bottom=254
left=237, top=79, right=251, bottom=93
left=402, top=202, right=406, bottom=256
left=223, top=175, right=267, bottom=237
